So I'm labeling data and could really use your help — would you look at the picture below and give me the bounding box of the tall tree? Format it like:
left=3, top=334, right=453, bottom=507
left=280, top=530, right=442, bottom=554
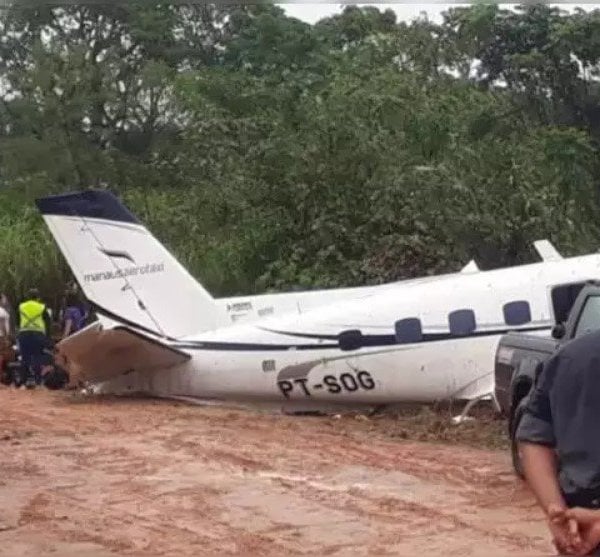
left=2, top=3, right=600, bottom=301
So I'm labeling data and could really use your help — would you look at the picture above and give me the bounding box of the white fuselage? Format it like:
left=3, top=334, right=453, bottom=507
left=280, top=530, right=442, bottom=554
left=98, top=253, right=600, bottom=406
left=213, top=271, right=460, bottom=326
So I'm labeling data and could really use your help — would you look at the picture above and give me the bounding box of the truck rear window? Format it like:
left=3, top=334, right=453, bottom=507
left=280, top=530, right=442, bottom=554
left=575, top=295, right=600, bottom=337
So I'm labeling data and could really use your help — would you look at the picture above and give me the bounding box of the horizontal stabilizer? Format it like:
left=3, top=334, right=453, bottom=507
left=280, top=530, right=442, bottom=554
left=533, top=239, right=562, bottom=262
left=55, top=322, right=190, bottom=385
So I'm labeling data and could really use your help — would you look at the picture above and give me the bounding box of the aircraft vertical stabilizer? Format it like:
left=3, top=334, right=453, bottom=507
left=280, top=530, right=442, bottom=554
left=36, top=190, right=219, bottom=339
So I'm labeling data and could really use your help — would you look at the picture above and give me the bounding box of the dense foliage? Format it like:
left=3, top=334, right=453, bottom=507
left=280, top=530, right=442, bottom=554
left=2, top=2, right=600, bottom=304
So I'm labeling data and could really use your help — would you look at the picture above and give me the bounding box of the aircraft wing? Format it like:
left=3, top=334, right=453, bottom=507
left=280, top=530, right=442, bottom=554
left=533, top=239, right=563, bottom=262
left=54, top=322, right=190, bottom=385
left=460, top=260, right=479, bottom=273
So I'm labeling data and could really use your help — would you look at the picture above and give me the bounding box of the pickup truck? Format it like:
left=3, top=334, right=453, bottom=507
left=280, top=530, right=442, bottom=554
left=494, top=280, right=600, bottom=476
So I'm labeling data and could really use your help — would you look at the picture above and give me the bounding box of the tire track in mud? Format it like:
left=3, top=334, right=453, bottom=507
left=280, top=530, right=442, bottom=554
left=258, top=473, right=547, bottom=553
left=0, top=390, right=552, bottom=556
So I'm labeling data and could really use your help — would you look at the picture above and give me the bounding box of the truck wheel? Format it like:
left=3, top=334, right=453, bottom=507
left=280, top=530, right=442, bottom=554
left=510, top=399, right=527, bottom=479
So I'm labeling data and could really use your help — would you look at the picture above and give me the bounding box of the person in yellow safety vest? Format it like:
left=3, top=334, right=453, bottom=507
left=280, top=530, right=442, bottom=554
left=17, top=288, right=51, bottom=388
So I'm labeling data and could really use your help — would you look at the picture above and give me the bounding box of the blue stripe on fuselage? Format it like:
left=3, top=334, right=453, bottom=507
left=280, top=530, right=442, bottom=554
left=170, top=324, right=552, bottom=351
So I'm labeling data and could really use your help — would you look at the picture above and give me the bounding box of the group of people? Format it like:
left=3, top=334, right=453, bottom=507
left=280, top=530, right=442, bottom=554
left=0, top=285, right=88, bottom=388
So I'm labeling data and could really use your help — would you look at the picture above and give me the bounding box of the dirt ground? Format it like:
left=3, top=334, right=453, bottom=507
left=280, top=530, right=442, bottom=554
left=0, top=388, right=554, bottom=556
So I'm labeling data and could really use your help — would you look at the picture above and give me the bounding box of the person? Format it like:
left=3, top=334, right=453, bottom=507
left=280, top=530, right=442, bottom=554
left=0, top=293, right=12, bottom=385
left=61, top=292, right=86, bottom=339
left=17, top=288, right=52, bottom=387
left=516, top=328, right=600, bottom=555
left=4, top=293, right=16, bottom=339
left=0, top=293, right=10, bottom=341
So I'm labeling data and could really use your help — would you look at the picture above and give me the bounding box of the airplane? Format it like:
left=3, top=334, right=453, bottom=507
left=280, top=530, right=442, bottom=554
left=34, top=189, right=600, bottom=416
left=211, top=255, right=482, bottom=325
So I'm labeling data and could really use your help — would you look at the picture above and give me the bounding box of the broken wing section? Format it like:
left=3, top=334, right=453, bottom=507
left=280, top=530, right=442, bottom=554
left=55, top=322, right=190, bottom=385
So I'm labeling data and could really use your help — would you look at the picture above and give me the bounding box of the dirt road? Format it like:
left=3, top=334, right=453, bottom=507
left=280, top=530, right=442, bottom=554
left=0, top=389, right=552, bottom=556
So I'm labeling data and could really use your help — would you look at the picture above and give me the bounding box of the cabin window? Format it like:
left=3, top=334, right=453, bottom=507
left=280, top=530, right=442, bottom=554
left=448, top=309, right=476, bottom=336
left=394, top=318, right=423, bottom=344
left=503, top=301, right=532, bottom=326
left=338, top=329, right=363, bottom=351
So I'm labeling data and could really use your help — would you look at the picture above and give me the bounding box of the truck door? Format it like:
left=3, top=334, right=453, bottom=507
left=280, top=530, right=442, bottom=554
left=570, top=291, right=600, bottom=338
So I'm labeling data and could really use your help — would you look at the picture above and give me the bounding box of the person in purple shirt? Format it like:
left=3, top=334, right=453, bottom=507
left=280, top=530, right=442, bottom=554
left=61, top=293, right=87, bottom=339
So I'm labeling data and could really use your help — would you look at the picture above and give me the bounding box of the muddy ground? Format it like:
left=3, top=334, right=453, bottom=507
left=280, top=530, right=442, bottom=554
left=0, top=389, right=553, bottom=556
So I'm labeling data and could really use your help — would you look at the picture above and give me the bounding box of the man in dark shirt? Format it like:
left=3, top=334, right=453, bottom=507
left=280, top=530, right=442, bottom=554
left=516, top=329, right=600, bottom=555
left=61, top=293, right=86, bottom=339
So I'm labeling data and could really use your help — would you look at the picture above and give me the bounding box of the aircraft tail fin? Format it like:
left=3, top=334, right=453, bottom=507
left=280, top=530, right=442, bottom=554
left=36, top=190, right=220, bottom=339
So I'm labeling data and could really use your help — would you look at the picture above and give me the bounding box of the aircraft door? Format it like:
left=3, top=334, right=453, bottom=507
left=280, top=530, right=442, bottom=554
left=551, top=281, right=589, bottom=325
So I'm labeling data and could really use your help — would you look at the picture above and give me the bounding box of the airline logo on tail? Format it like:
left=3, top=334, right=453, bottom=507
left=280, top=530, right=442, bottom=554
left=83, top=247, right=165, bottom=283
left=99, top=248, right=136, bottom=264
